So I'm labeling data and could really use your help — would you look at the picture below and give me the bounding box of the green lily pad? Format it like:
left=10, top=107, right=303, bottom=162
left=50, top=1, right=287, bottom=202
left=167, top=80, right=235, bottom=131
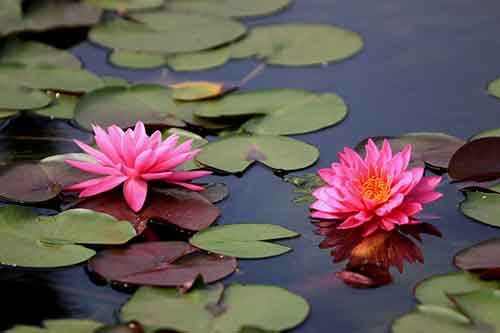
left=469, top=128, right=500, bottom=141
left=85, top=0, right=163, bottom=11
left=0, top=81, right=51, bottom=110
left=0, top=0, right=102, bottom=37
left=451, top=289, right=500, bottom=329
left=196, top=135, right=319, bottom=173
left=164, top=0, right=292, bottom=17
left=414, top=271, right=500, bottom=308
left=0, top=63, right=103, bottom=93
left=167, top=47, right=231, bottom=72
left=109, top=50, right=166, bottom=69
left=169, top=81, right=236, bottom=101
left=284, top=173, right=326, bottom=204
left=0, top=39, right=81, bottom=69
left=391, top=306, right=475, bottom=333
left=195, top=89, right=315, bottom=118
left=90, top=14, right=246, bottom=54
left=6, top=319, right=103, bottom=333
left=101, top=76, right=129, bottom=87
left=487, top=77, right=500, bottom=99
left=121, top=283, right=309, bottom=333
left=0, top=205, right=135, bottom=268
left=190, top=224, right=299, bottom=258
left=230, top=24, right=363, bottom=66
left=33, top=94, right=78, bottom=119
left=460, top=192, right=500, bottom=228
left=74, top=84, right=184, bottom=130
left=242, top=93, right=347, bottom=135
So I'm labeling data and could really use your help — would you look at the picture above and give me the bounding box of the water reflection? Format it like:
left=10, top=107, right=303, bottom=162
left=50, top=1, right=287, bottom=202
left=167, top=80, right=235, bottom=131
left=314, top=221, right=442, bottom=288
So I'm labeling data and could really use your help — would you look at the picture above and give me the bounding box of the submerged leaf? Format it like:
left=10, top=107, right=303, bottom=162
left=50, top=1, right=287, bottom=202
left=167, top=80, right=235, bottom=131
left=190, top=224, right=299, bottom=258
left=88, top=241, right=236, bottom=288
left=0, top=205, right=135, bottom=268
left=75, top=189, right=220, bottom=234
left=196, top=135, right=319, bottom=173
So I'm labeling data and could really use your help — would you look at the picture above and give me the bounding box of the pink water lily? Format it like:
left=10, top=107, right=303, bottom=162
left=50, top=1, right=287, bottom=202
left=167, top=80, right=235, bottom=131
left=310, top=139, right=442, bottom=236
left=65, top=121, right=211, bottom=212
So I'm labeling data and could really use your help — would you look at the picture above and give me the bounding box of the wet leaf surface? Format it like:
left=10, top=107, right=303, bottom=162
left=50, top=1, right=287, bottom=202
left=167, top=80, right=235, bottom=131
left=75, top=188, right=220, bottom=234
left=74, top=84, right=183, bottom=130
left=121, top=283, right=309, bottom=333
left=190, top=224, right=299, bottom=258
left=0, top=205, right=135, bottom=268
left=449, top=137, right=500, bottom=181
left=196, top=135, right=319, bottom=173
left=460, top=192, right=500, bottom=228
left=169, top=81, right=237, bottom=101
left=164, top=0, right=292, bottom=18
left=88, top=241, right=237, bottom=288
left=230, top=24, right=363, bottom=66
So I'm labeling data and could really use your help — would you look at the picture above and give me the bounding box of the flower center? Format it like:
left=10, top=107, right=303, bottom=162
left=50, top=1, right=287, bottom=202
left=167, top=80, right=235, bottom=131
left=360, top=175, right=391, bottom=204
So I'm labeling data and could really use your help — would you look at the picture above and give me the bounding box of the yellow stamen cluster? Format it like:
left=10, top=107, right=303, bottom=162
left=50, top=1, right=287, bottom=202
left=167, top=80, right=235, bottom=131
left=361, top=175, right=391, bottom=204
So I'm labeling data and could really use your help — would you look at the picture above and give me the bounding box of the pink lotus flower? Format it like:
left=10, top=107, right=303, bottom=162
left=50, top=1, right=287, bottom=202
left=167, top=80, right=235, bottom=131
left=310, top=139, right=442, bottom=236
left=65, top=121, right=211, bottom=212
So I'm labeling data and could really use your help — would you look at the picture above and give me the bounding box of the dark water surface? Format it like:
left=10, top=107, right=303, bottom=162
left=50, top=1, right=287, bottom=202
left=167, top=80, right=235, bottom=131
left=2, top=0, right=500, bottom=332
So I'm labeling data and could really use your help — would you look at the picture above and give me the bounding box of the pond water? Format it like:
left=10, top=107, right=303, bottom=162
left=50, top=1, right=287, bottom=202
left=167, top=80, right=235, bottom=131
left=2, top=0, right=500, bottom=332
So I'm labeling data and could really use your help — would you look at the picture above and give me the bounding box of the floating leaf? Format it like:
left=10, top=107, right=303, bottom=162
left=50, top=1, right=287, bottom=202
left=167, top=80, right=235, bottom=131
left=414, top=272, right=500, bottom=308
left=88, top=241, right=237, bottom=288
left=196, top=135, right=319, bottom=173
left=454, top=239, right=500, bottom=273
left=0, top=63, right=103, bottom=93
left=194, top=89, right=314, bottom=118
left=469, top=128, right=500, bottom=141
left=109, top=50, right=166, bottom=69
left=33, top=94, right=78, bottom=119
left=0, top=0, right=102, bottom=37
left=90, top=14, right=246, bottom=54
left=242, top=93, right=347, bottom=135
left=6, top=319, right=103, bottom=333
left=169, top=81, right=237, bottom=101
left=0, top=81, right=51, bottom=110
left=0, top=205, right=135, bottom=268
left=101, top=76, right=129, bottom=88
left=121, top=283, right=309, bottom=333
left=75, top=189, right=220, bottom=234
left=0, top=39, right=81, bottom=69
left=460, top=192, right=500, bottom=228
left=74, top=84, right=183, bottom=130
left=391, top=306, right=474, bottom=333
left=230, top=24, right=363, bottom=66
left=164, top=0, right=292, bottom=17
left=451, top=289, right=500, bottom=328
left=167, top=47, right=230, bottom=72
left=449, top=137, right=500, bottom=181
left=356, top=132, right=465, bottom=170
left=199, top=183, right=230, bottom=204
left=190, top=224, right=298, bottom=258
left=487, top=77, right=500, bottom=99
left=85, top=0, right=163, bottom=11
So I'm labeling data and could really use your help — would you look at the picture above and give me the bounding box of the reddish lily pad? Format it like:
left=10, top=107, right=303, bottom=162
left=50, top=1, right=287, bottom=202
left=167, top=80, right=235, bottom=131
left=454, top=239, right=500, bottom=280
left=88, top=242, right=237, bottom=289
left=449, top=137, right=500, bottom=181
left=356, top=133, right=464, bottom=170
left=75, top=189, right=220, bottom=234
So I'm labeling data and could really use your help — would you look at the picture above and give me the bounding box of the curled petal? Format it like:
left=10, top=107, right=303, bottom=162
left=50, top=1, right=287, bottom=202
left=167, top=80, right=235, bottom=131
left=123, top=178, right=148, bottom=212
left=79, top=176, right=128, bottom=198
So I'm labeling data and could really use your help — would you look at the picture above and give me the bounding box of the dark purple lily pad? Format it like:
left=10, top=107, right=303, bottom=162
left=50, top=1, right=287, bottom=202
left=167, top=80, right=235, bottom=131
left=75, top=188, right=220, bottom=233
left=454, top=238, right=500, bottom=272
left=88, top=242, right=237, bottom=289
left=448, top=137, right=500, bottom=181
